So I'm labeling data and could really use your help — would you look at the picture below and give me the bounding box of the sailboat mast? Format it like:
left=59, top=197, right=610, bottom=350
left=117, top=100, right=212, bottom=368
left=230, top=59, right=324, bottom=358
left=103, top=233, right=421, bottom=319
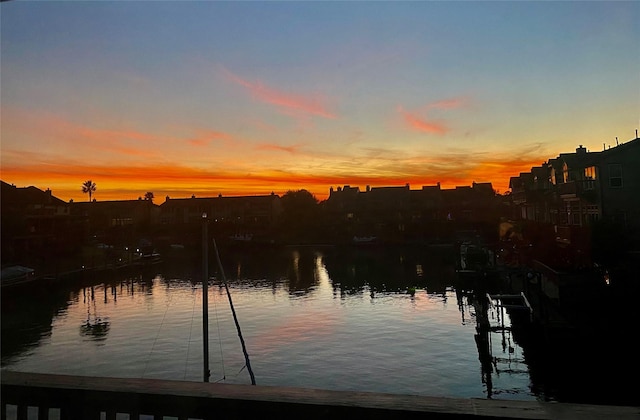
left=213, top=238, right=256, bottom=385
left=202, top=213, right=210, bottom=382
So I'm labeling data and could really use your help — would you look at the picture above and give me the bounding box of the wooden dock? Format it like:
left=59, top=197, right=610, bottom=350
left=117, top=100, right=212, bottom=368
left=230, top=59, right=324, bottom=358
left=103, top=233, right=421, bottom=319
left=2, top=371, right=638, bottom=419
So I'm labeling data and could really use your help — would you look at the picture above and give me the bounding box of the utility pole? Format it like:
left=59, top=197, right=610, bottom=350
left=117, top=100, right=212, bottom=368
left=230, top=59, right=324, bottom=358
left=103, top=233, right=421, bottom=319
left=202, top=213, right=210, bottom=382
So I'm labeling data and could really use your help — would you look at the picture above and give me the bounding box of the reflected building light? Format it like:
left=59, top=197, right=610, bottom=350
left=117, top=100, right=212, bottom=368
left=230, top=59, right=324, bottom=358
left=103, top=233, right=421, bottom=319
left=314, top=255, right=330, bottom=287
left=416, top=264, right=423, bottom=277
left=292, top=251, right=300, bottom=272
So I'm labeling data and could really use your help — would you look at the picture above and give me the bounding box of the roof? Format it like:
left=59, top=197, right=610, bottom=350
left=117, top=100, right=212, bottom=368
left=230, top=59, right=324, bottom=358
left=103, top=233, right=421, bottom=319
left=1, top=181, right=68, bottom=208
left=71, top=199, right=157, bottom=211
left=160, top=194, right=280, bottom=208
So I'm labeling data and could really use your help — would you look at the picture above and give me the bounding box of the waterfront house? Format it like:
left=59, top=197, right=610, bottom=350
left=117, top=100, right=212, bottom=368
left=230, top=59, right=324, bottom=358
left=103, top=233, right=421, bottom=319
left=324, top=182, right=498, bottom=244
left=70, top=198, right=160, bottom=243
left=507, top=136, right=640, bottom=270
left=1, top=181, right=79, bottom=266
left=158, top=193, right=283, bottom=244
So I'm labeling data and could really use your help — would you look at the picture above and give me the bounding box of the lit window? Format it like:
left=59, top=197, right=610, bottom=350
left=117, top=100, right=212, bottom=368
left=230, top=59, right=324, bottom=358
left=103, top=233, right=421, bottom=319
left=584, top=166, right=596, bottom=190
left=584, top=166, right=596, bottom=180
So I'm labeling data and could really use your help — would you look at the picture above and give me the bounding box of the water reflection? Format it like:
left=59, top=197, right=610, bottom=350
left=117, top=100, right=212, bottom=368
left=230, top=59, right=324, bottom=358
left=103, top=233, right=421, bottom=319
left=322, top=245, right=457, bottom=297
left=1, top=285, right=70, bottom=363
left=1, top=245, right=636, bottom=407
left=79, top=286, right=111, bottom=342
left=79, top=319, right=110, bottom=341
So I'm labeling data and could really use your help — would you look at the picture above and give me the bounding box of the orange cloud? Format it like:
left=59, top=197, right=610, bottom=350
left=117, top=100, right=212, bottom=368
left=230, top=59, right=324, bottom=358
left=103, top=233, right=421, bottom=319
left=187, top=130, right=234, bottom=146
left=1, top=152, right=543, bottom=203
left=1, top=106, right=547, bottom=204
left=398, top=107, right=447, bottom=134
left=398, top=96, right=469, bottom=134
left=428, top=96, right=469, bottom=110
left=222, top=67, right=337, bottom=119
left=256, top=142, right=304, bottom=154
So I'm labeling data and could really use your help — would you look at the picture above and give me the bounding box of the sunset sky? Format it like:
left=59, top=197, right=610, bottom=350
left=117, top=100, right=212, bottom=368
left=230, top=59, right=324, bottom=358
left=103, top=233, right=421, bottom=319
left=2, top=1, right=638, bottom=203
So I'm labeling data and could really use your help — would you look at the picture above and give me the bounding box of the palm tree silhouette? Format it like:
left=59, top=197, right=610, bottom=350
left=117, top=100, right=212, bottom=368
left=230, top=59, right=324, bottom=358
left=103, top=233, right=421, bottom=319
left=82, top=180, right=97, bottom=202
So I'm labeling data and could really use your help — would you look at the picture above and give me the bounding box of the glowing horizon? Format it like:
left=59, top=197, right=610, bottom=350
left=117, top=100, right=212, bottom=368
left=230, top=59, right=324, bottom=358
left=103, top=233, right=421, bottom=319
left=2, top=2, right=638, bottom=204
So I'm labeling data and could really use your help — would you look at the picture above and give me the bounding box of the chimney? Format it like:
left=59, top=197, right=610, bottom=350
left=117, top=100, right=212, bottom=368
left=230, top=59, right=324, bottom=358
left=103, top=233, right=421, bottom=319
left=576, top=145, right=587, bottom=154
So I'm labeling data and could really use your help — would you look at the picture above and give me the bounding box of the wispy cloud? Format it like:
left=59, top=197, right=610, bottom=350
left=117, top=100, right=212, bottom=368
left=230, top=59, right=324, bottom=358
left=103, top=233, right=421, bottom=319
left=398, top=96, right=469, bottom=134
left=428, top=96, right=469, bottom=110
left=1, top=142, right=547, bottom=201
left=221, top=67, right=337, bottom=119
left=256, top=142, right=304, bottom=154
left=186, top=130, right=234, bottom=146
left=1, top=106, right=548, bottom=201
left=398, top=106, right=447, bottom=134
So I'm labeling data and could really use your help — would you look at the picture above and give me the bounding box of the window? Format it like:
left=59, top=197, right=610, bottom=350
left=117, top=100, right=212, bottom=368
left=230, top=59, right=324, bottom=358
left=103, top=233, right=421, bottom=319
left=608, top=164, right=623, bottom=188
left=584, top=166, right=596, bottom=190
left=584, top=166, right=596, bottom=179
left=566, top=201, right=582, bottom=226
left=586, top=205, right=599, bottom=223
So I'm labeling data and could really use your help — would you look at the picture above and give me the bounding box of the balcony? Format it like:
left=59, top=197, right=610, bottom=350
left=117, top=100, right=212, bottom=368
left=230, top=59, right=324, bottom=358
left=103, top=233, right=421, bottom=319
left=557, top=180, right=597, bottom=201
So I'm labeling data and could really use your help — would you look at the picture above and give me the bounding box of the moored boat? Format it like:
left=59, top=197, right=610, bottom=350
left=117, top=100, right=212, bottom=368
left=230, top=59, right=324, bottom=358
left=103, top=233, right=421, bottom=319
left=1, top=265, right=36, bottom=288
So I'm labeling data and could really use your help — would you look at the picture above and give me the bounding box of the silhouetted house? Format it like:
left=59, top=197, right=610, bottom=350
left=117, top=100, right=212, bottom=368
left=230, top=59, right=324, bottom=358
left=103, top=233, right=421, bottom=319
left=508, top=137, right=640, bottom=266
left=323, top=185, right=364, bottom=241
left=509, top=173, right=533, bottom=207
left=441, top=182, right=496, bottom=225
left=159, top=193, right=282, bottom=232
left=324, top=185, right=361, bottom=221
left=70, top=198, right=159, bottom=240
left=361, top=184, right=412, bottom=233
left=1, top=181, right=77, bottom=264
left=410, top=184, right=445, bottom=222
left=324, top=182, right=497, bottom=243
left=551, top=138, right=640, bottom=240
left=509, top=166, right=553, bottom=224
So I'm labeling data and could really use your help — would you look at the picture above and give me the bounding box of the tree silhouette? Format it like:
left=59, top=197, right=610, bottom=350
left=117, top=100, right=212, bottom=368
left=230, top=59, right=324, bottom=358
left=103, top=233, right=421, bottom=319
left=280, top=189, right=320, bottom=241
left=281, top=189, right=318, bottom=215
left=82, top=180, right=97, bottom=202
left=144, top=191, right=154, bottom=203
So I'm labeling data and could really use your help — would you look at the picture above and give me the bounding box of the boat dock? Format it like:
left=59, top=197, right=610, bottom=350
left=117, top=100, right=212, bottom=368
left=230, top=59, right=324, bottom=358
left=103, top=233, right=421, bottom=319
left=2, top=371, right=638, bottom=420
left=487, top=292, right=534, bottom=321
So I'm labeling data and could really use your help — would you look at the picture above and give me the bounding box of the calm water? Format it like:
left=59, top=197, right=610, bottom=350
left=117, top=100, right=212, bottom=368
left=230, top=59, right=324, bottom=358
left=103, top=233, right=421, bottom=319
left=1, top=244, right=634, bottom=406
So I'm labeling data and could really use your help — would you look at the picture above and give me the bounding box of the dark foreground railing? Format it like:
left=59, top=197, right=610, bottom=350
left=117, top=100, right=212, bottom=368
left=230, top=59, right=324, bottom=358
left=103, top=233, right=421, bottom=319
left=2, top=371, right=639, bottom=420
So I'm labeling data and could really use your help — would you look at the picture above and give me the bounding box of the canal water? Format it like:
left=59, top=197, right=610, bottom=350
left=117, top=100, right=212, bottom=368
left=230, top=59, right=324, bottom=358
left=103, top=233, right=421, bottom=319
left=1, top=244, right=635, bottom=407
